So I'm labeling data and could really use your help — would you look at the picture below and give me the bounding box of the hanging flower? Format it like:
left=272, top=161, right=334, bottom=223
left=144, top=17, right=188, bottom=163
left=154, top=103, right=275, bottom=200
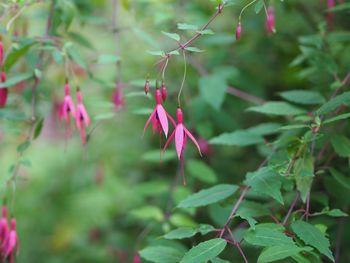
left=163, top=108, right=202, bottom=185
left=0, top=206, right=9, bottom=247
left=0, top=72, right=8, bottom=108
left=112, top=82, right=125, bottom=111
left=161, top=81, right=167, bottom=101
left=62, top=81, right=75, bottom=137
left=265, top=6, right=275, bottom=34
left=75, top=89, right=90, bottom=145
left=2, top=218, right=18, bottom=263
left=235, top=22, right=242, bottom=41
left=143, top=89, right=175, bottom=137
left=144, top=79, right=150, bottom=95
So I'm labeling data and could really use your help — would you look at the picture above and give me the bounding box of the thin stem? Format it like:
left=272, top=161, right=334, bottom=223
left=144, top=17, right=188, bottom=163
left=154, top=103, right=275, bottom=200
left=6, top=4, right=27, bottom=31
left=178, top=50, right=187, bottom=107
left=239, top=0, right=258, bottom=22
left=161, top=57, right=169, bottom=81
left=283, top=193, right=299, bottom=225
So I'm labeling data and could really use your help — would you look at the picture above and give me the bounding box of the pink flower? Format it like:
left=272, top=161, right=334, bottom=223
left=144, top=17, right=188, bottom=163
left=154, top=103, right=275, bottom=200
left=235, top=22, right=241, bottom=41
left=133, top=253, right=141, bottom=263
left=62, top=81, right=76, bottom=136
left=163, top=108, right=202, bottom=185
left=0, top=72, right=8, bottom=108
left=75, top=89, right=90, bottom=145
left=112, top=82, right=125, bottom=111
left=2, top=218, right=18, bottom=263
left=143, top=89, right=175, bottom=137
left=0, top=36, right=3, bottom=66
left=266, top=7, right=275, bottom=34
left=0, top=206, right=9, bottom=247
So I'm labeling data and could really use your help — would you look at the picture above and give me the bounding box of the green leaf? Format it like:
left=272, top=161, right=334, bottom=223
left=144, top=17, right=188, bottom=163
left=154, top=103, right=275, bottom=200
left=279, top=90, right=326, bottom=105
left=97, top=54, right=121, bottom=64
left=64, top=42, right=87, bottom=69
left=177, top=23, right=198, bottom=30
left=33, top=118, right=44, bottom=140
left=245, top=228, right=295, bottom=247
left=247, top=123, right=282, bottom=136
left=248, top=102, right=306, bottom=116
left=17, top=140, right=30, bottom=153
left=210, top=130, right=264, bottom=146
left=177, top=184, right=238, bottom=208
left=199, top=29, right=215, bottom=35
left=164, top=228, right=197, bottom=240
left=324, top=112, right=350, bottom=124
left=130, top=206, right=164, bottom=222
left=162, top=31, right=180, bottom=41
left=244, top=167, right=284, bottom=204
left=186, top=160, right=217, bottom=184
left=331, top=134, right=350, bottom=157
left=254, top=0, right=264, bottom=13
left=185, top=47, right=204, bottom=52
left=199, top=74, right=227, bottom=109
left=180, top=238, right=227, bottom=263
left=67, top=31, right=95, bottom=50
left=323, top=209, right=348, bottom=217
left=316, top=91, right=350, bottom=115
left=140, top=246, right=184, bottom=263
left=3, top=40, right=36, bottom=71
left=0, top=72, right=33, bottom=89
left=258, top=245, right=305, bottom=262
left=329, top=168, right=350, bottom=190
left=147, top=50, right=166, bottom=56
left=294, top=155, right=314, bottom=202
left=291, top=221, right=334, bottom=262
left=211, top=258, right=230, bottom=263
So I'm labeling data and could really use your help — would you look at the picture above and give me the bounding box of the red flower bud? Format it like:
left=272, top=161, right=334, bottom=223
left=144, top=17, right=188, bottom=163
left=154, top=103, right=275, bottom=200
left=161, top=81, right=167, bottom=101
left=0, top=72, right=8, bottom=108
left=144, top=80, right=150, bottom=95
left=235, top=22, right=241, bottom=41
left=266, top=7, right=275, bottom=34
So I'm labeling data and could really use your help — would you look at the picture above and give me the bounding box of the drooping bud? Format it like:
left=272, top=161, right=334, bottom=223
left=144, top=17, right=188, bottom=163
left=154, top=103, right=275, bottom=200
left=176, top=107, right=183, bottom=124
left=266, top=6, right=275, bottom=34
left=0, top=72, right=8, bottom=108
left=161, top=81, right=167, bottom=101
left=235, top=22, right=242, bottom=41
left=133, top=253, right=141, bottom=263
left=155, top=89, right=162, bottom=105
left=0, top=35, right=3, bottom=66
left=144, top=80, right=150, bottom=95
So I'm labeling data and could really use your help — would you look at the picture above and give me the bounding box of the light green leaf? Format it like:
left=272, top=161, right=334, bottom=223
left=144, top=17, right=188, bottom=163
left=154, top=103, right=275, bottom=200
left=130, top=206, right=164, bottom=222
left=64, top=42, right=87, bottom=69
left=177, top=184, right=238, bottom=208
left=244, top=167, right=284, bottom=204
left=97, top=54, right=121, bottom=64
left=210, top=130, right=264, bottom=146
left=0, top=72, right=33, bottom=89
left=247, top=123, right=282, bottom=136
left=187, top=160, right=217, bottom=184
left=294, top=155, right=314, bottom=202
left=324, top=112, right=350, bottom=124
left=147, top=50, right=165, bottom=56
left=199, top=29, right=215, bottom=35
left=3, top=40, right=36, bottom=71
left=180, top=238, right=227, bottom=263
left=199, top=74, right=227, bottom=109
left=331, top=134, right=350, bottom=157
left=245, top=228, right=295, bottom=247
left=177, top=23, right=198, bottom=31
left=279, top=90, right=326, bottom=105
left=255, top=0, right=264, bottom=13
left=140, top=246, right=184, bottom=263
left=291, top=221, right=334, bottom=262
left=258, top=245, right=304, bottom=262
left=185, top=47, right=204, bottom=52
left=248, top=102, right=306, bottom=116
left=162, top=31, right=180, bottom=41
left=164, top=228, right=197, bottom=240
left=316, top=91, right=350, bottom=115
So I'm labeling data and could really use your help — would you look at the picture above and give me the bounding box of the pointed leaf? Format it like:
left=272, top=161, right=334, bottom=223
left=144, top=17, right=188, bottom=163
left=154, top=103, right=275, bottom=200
left=258, top=245, right=305, bottom=262
left=140, top=246, right=184, bottom=263
left=248, top=102, right=306, bottom=116
left=210, top=130, right=264, bottom=146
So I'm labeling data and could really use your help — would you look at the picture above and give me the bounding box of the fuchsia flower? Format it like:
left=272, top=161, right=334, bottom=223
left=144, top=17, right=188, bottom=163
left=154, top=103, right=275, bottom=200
left=266, top=6, right=275, bottom=34
left=143, top=89, right=175, bottom=137
left=235, top=22, right=241, bottom=41
left=0, top=36, right=3, bottom=65
left=112, top=82, right=125, bottom=110
left=75, top=89, right=90, bottom=145
left=62, top=81, right=75, bottom=136
left=163, top=108, right=202, bottom=185
left=2, top=219, right=18, bottom=263
left=144, top=80, right=150, bottom=95
left=0, top=72, right=8, bottom=108
left=133, top=253, right=141, bottom=263
left=0, top=206, right=9, bottom=247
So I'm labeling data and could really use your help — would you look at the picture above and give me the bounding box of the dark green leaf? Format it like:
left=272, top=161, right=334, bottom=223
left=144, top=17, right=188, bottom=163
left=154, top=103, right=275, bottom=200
left=210, top=130, right=264, bottom=146
left=248, top=102, right=306, bottom=116
left=279, top=90, right=325, bottom=105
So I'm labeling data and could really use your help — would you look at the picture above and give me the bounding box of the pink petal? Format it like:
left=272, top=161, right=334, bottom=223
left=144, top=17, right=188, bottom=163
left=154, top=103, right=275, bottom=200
left=184, top=127, right=202, bottom=156
left=151, top=115, right=157, bottom=133
left=78, top=104, right=90, bottom=126
left=156, top=105, right=169, bottom=137
left=163, top=130, right=175, bottom=156
left=143, top=109, right=156, bottom=136
left=175, top=124, right=184, bottom=159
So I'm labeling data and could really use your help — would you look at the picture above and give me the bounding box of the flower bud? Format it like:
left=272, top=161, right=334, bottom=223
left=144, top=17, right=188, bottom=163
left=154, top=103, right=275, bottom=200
left=161, top=81, right=167, bottom=101
left=266, top=7, right=275, bottom=34
left=235, top=22, right=241, bottom=41
left=144, top=80, right=150, bottom=95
